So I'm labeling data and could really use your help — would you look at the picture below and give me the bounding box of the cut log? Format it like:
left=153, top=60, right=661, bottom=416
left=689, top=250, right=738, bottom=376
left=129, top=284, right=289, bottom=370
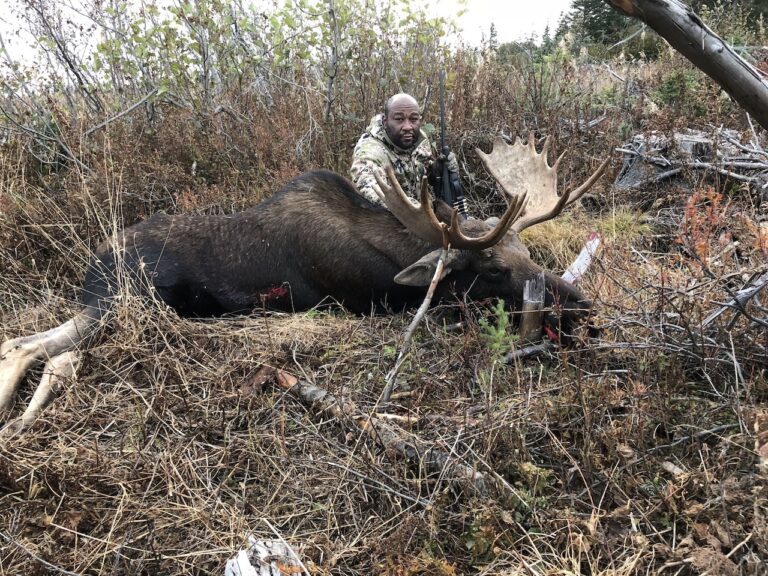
left=519, top=272, right=545, bottom=343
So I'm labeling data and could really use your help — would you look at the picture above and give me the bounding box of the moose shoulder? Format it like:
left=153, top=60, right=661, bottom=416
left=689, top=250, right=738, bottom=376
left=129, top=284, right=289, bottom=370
left=0, top=136, right=607, bottom=434
left=84, top=169, right=438, bottom=316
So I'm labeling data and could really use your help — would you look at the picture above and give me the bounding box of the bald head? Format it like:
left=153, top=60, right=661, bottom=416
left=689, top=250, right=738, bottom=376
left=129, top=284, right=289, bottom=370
left=382, top=93, right=422, bottom=149
left=384, top=93, right=420, bottom=115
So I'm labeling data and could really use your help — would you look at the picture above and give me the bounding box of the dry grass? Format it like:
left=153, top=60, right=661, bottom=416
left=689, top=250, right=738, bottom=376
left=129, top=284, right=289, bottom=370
left=1, top=198, right=766, bottom=574
left=1, top=47, right=767, bottom=575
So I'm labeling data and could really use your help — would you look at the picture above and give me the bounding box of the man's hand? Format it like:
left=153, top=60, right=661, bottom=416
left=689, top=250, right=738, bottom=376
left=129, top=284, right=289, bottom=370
left=445, top=151, right=459, bottom=175
left=428, top=151, right=462, bottom=208
left=429, top=151, right=458, bottom=186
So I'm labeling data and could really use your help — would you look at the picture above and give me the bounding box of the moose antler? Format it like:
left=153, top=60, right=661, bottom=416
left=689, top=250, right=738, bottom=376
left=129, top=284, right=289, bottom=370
left=475, top=134, right=609, bottom=233
left=374, top=166, right=526, bottom=250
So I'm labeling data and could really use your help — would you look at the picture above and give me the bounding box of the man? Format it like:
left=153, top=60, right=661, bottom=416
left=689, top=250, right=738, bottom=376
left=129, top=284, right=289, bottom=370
left=350, top=93, right=459, bottom=206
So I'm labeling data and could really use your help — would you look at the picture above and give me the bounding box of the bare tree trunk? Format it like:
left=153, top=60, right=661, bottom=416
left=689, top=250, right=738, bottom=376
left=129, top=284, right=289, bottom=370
left=603, top=0, right=768, bottom=130
left=323, top=0, right=340, bottom=123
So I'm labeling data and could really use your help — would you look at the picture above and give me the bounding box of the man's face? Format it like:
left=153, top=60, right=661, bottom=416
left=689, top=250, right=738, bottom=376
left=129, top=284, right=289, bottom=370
left=384, top=99, right=422, bottom=149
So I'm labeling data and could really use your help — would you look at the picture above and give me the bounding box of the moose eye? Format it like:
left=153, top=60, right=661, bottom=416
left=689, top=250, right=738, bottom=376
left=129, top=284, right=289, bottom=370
left=485, top=266, right=504, bottom=278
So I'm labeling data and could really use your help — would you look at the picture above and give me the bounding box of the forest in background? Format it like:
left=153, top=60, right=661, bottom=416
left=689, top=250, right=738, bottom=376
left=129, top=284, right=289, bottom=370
left=1, top=0, right=767, bottom=574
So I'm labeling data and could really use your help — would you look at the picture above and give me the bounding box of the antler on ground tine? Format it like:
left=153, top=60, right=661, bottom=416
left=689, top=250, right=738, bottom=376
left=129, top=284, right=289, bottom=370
left=375, top=166, right=527, bottom=250
left=562, top=157, right=611, bottom=205
left=475, top=133, right=610, bottom=233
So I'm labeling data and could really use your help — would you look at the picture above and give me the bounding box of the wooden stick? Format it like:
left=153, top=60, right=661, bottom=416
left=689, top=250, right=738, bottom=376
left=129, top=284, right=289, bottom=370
left=272, top=368, right=491, bottom=495
left=702, top=271, right=768, bottom=328
left=504, top=341, right=556, bottom=364
left=381, top=245, right=450, bottom=404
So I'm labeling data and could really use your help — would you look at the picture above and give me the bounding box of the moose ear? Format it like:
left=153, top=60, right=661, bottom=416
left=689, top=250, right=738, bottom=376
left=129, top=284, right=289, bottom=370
left=394, top=249, right=464, bottom=286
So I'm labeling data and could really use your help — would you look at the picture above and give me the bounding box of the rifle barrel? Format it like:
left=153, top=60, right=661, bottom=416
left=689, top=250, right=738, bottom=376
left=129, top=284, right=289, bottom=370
left=439, top=70, right=447, bottom=153
left=438, top=70, right=455, bottom=206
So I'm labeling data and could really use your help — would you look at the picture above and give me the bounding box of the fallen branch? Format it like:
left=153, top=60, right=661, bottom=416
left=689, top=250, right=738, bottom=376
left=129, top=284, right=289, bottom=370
left=270, top=367, right=492, bottom=496
left=604, top=0, right=768, bottom=130
left=0, top=531, right=81, bottom=576
left=646, top=423, right=739, bottom=454
left=702, top=271, right=768, bottom=328
left=84, top=87, right=159, bottom=137
left=615, top=129, right=768, bottom=190
left=503, top=341, right=556, bottom=364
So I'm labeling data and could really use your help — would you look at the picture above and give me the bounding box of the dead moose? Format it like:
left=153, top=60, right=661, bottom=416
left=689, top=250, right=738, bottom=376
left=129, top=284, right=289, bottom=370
left=0, top=135, right=606, bottom=433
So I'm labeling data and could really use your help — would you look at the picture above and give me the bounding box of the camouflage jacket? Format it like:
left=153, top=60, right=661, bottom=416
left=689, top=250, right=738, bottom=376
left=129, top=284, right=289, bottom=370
left=350, top=114, right=434, bottom=206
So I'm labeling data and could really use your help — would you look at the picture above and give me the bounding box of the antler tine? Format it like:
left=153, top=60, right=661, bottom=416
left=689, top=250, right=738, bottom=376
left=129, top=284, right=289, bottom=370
left=563, top=157, right=611, bottom=205
left=553, top=150, right=567, bottom=172
left=510, top=186, right=571, bottom=233
left=375, top=166, right=445, bottom=246
left=476, top=134, right=610, bottom=235
left=446, top=192, right=528, bottom=250
left=512, top=157, right=611, bottom=233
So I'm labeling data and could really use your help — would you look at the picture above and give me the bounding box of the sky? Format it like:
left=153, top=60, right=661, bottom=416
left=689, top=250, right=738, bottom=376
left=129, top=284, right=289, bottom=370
left=445, top=0, right=574, bottom=45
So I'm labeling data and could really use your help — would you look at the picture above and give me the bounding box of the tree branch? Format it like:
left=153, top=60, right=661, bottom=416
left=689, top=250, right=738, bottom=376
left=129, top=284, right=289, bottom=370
left=603, top=0, right=768, bottom=130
